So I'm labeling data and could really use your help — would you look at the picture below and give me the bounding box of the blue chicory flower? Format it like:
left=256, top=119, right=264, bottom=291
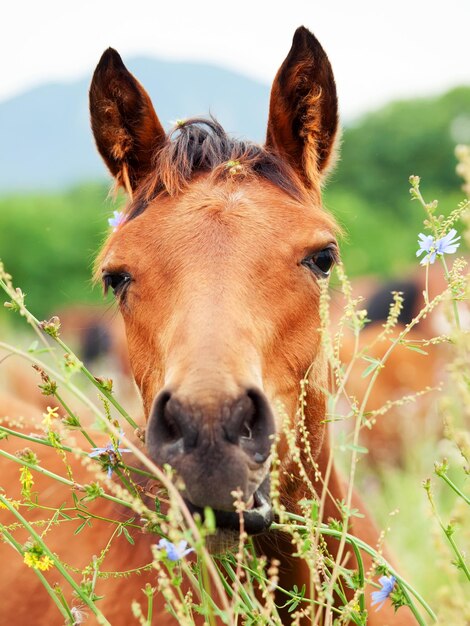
left=416, top=229, right=460, bottom=265
left=157, top=538, right=194, bottom=562
left=108, top=210, right=125, bottom=232
left=89, top=431, right=131, bottom=478
left=371, top=575, right=396, bottom=611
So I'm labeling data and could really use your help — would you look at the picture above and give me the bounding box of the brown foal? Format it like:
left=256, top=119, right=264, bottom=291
left=0, top=27, right=417, bottom=625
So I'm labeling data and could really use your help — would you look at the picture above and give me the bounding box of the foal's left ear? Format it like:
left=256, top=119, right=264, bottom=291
left=89, top=48, right=166, bottom=192
left=266, top=27, right=339, bottom=188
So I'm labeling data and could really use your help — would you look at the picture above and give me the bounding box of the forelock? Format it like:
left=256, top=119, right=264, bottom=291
left=126, top=117, right=305, bottom=220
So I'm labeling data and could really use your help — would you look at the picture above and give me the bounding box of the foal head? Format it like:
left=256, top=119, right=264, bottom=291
left=90, top=26, right=339, bottom=536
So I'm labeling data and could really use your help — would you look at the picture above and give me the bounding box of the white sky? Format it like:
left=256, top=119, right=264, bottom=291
left=2, top=0, right=469, bottom=119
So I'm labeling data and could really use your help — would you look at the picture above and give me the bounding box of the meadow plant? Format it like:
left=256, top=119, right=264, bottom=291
left=0, top=150, right=469, bottom=624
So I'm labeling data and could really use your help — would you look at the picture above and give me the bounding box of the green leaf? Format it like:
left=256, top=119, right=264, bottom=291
left=405, top=344, right=428, bottom=355
left=361, top=355, right=380, bottom=363
left=360, top=355, right=381, bottom=378
left=344, top=443, right=369, bottom=454
left=122, top=526, right=135, bottom=545
left=74, top=519, right=91, bottom=535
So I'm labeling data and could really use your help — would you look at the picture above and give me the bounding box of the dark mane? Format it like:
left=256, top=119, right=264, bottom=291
left=127, top=117, right=304, bottom=220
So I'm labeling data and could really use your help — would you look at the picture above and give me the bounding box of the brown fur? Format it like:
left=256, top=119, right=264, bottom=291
left=331, top=266, right=455, bottom=466
left=0, top=27, right=417, bottom=625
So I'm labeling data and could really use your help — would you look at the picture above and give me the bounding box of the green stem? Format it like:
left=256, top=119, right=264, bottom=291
left=54, top=390, right=96, bottom=447
left=196, top=558, right=217, bottom=626
left=0, top=272, right=138, bottom=431
left=440, top=255, right=461, bottom=330
left=219, top=554, right=339, bottom=615
left=53, top=334, right=138, bottom=429
left=0, top=494, right=111, bottom=625
left=0, top=424, right=155, bottom=479
left=437, top=472, right=470, bottom=506
left=0, top=448, right=136, bottom=511
left=425, top=483, right=470, bottom=583
left=114, top=467, right=141, bottom=500
left=348, top=535, right=366, bottom=614
left=444, top=532, right=470, bottom=582
left=146, top=586, right=154, bottom=625
left=3, top=501, right=142, bottom=532
left=218, top=558, right=258, bottom=612
left=0, top=341, right=112, bottom=426
left=271, top=521, right=436, bottom=622
left=399, top=584, right=429, bottom=626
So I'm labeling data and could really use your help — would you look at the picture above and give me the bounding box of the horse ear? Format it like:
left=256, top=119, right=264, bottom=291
left=265, top=27, right=339, bottom=188
left=89, top=48, right=165, bottom=193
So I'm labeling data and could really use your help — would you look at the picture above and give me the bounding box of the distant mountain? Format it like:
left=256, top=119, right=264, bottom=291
left=0, top=58, right=270, bottom=192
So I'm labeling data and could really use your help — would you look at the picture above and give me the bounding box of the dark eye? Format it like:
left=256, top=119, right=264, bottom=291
left=102, top=272, right=132, bottom=297
left=301, top=247, right=337, bottom=277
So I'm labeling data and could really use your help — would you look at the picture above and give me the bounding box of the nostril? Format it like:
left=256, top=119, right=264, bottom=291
left=243, top=389, right=275, bottom=463
left=148, top=392, right=200, bottom=463
left=223, top=394, right=253, bottom=444
left=246, top=389, right=274, bottom=433
left=162, top=398, right=183, bottom=443
left=153, top=392, right=176, bottom=443
left=147, top=391, right=186, bottom=464
left=223, top=389, right=275, bottom=462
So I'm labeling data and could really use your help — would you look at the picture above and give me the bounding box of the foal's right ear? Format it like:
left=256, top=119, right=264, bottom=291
left=89, top=48, right=165, bottom=192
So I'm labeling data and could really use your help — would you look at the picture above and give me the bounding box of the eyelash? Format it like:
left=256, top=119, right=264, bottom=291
left=301, top=246, right=338, bottom=277
left=102, top=272, right=132, bottom=297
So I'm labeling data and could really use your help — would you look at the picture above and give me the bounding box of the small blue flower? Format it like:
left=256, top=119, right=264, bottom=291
left=416, top=229, right=460, bottom=265
left=371, top=575, right=396, bottom=611
left=89, top=431, right=131, bottom=478
left=108, top=210, right=125, bottom=232
left=156, top=538, right=194, bottom=562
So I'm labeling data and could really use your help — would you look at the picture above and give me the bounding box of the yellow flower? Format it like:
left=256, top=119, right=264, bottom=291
left=0, top=497, right=20, bottom=510
left=23, top=551, right=54, bottom=571
left=42, top=406, right=59, bottom=428
left=19, top=466, right=34, bottom=499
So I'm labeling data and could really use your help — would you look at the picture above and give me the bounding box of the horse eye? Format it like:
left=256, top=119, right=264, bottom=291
left=301, top=247, right=337, bottom=277
left=103, top=272, right=132, bottom=296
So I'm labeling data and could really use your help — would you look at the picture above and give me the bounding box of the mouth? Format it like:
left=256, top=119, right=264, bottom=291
left=183, top=476, right=274, bottom=535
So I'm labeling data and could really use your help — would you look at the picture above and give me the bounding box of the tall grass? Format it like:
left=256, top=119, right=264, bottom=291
left=0, top=148, right=469, bottom=624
